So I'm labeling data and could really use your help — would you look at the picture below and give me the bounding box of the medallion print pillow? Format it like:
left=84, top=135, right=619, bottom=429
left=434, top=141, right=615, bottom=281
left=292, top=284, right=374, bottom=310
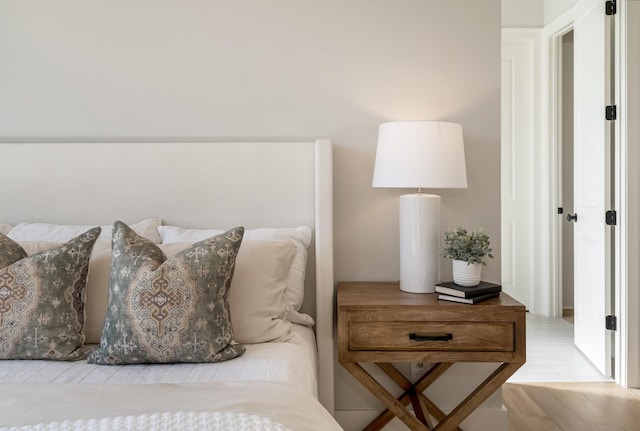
left=0, top=233, right=28, bottom=268
left=0, top=227, right=100, bottom=360
left=88, top=222, right=246, bottom=365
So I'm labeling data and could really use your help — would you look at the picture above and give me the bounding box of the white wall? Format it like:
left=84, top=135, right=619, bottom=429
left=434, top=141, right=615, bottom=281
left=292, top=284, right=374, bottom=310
left=502, top=0, right=543, bottom=27
left=502, top=0, right=589, bottom=28
left=0, top=0, right=502, bottom=427
left=0, top=0, right=502, bottom=287
left=544, top=0, right=580, bottom=24
left=501, top=0, right=583, bottom=28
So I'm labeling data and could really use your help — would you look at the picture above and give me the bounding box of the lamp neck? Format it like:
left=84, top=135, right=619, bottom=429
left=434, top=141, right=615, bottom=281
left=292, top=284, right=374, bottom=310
left=416, top=187, right=425, bottom=194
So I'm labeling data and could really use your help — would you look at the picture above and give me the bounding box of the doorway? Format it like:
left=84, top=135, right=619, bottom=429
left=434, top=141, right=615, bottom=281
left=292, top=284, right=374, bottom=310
left=502, top=1, right=616, bottom=381
left=503, top=0, right=640, bottom=389
left=560, top=30, right=575, bottom=324
left=505, top=25, right=613, bottom=382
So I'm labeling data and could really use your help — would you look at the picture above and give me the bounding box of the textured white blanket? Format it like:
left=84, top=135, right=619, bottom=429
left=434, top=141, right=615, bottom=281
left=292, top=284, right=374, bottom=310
left=0, top=411, right=292, bottom=431
left=0, top=381, right=342, bottom=431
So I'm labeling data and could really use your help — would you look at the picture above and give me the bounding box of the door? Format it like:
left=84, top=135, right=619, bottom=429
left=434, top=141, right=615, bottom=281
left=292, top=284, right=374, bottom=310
left=572, top=1, right=614, bottom=376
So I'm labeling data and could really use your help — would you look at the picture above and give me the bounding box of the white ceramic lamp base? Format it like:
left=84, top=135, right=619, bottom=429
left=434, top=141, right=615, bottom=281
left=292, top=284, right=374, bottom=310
left=399, top=193, right=441, bottom=293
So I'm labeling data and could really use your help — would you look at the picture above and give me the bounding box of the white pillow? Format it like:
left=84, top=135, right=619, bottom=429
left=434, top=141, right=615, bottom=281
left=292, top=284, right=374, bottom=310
left=229, top=240, right=296, bottom=343
left=8, top=218, right=162, bottom=243
left=0, top=223, right=13, bottom=235
left=18, top=241, right=60, bottom=255
left=158, top=225, right=314, bottom=326
left=83, top=240, right=112, bottom=343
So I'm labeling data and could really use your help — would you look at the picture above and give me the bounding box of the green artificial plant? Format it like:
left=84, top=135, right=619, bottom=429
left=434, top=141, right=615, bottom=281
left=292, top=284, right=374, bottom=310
left=442, top=227, right=494, bottom=266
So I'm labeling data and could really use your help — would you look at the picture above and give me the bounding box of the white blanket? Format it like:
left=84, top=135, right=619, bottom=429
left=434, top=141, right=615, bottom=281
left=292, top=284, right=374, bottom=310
left=1, top=411, right=292, bottom=431
left=0, top=381, right=342, bottom=431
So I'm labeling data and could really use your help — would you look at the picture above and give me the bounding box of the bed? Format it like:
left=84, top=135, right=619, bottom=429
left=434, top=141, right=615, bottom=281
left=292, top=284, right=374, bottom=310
left=0, top=140, right=339, bottom=430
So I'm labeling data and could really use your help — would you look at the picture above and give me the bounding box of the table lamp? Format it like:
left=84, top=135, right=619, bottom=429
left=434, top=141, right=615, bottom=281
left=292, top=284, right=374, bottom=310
left=372, top=121, right=468, bottom=293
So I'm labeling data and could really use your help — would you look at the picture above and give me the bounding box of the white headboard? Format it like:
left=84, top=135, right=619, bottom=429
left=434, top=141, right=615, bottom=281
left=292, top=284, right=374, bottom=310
left=0, top=140, right=335, bottom=413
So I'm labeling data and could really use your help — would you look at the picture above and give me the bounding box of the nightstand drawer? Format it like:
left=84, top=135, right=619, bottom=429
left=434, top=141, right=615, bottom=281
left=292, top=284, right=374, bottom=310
left=349, top=321, right=514, bottom=352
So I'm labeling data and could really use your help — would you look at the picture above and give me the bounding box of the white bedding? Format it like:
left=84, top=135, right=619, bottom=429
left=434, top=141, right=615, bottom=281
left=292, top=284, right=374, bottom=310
left=0, top=381, right=341, bottom=430
left=0, top=324, right=317, bottom=396
left=0, top=140, right=336, bottom=424
left=0, top=325, right=342, bottom=430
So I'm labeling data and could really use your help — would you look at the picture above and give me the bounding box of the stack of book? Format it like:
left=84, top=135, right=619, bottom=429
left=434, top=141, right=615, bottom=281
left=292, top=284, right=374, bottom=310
left=435, top=281, right=501, bottom=304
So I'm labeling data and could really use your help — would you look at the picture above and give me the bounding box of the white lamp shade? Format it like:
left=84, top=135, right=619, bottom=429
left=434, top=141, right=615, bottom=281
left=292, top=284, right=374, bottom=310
left=372, top=121, right=468, bottom=189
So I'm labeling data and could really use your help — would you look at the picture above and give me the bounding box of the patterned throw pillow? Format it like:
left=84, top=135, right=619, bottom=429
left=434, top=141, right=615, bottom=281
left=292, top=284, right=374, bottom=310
left=0, top=227, right=100, bottom=360
left=88, top=222, right=246, bottom=365
left=0, top=234, right=27, bottom=268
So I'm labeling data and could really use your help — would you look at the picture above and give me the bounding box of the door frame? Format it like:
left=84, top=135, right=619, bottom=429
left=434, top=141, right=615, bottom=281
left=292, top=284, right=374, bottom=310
left=616, top=0, right=639, bottom=389
left=549, top=23, right=574, bottom=320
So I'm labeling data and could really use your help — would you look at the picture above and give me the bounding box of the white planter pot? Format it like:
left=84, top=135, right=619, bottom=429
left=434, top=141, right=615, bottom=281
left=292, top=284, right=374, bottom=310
left=452, top=260, right=481, bottom=287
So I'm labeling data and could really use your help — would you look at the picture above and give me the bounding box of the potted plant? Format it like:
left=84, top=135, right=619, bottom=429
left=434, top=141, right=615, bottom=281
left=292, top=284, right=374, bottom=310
left=442, top=227, right=493, bottom=287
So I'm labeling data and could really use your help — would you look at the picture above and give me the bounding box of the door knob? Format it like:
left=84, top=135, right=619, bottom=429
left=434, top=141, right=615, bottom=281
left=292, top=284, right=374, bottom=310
left=566, top=213, right=578, bottom=222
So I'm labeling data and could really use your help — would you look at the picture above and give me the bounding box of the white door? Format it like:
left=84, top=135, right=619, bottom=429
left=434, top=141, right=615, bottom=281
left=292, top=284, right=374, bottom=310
left=572, top=1, right=613, bottom=376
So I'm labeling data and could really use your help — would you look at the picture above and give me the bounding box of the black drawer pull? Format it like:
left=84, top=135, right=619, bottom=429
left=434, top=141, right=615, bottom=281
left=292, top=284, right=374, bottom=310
left=409, top=333, right=453, bottom=342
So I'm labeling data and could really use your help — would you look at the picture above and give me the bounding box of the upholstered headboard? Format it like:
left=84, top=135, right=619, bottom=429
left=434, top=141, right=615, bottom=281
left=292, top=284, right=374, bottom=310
left=0, top=140, right=334, bottom=413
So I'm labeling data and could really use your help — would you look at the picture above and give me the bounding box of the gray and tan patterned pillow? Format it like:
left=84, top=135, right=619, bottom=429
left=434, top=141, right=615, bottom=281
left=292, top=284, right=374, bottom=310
left=0, top=227, right=100, bottom=360
left=88, top=221, right=246, bottom=365
left=0, top=234, right=27, bottom=268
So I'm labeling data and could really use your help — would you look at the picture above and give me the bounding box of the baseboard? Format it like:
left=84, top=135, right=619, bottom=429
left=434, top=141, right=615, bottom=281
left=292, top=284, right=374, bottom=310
left=334, top=406, right=509, bottom=431
left=563, top=308, right=574, bottom=324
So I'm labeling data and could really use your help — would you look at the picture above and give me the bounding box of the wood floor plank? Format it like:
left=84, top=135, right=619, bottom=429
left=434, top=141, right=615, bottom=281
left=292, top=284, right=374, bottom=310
left=508, top=416, right=562, bottom=431
left=504, top=382, right=640, bottom=431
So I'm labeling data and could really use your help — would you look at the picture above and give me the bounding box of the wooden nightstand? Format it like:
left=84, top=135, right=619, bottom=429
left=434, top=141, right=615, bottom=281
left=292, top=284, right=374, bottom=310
left=337, top=282, right=526, bottom=431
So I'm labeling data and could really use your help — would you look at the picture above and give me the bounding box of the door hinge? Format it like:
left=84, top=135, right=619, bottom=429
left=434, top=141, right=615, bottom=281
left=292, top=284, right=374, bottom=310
left=606, top=105, right=617, bottom=120
left=606, top=0, right=617, bottom=15
left=606, top=210, right=617, bottom=226
left=606, top=315, right=617, bottom=331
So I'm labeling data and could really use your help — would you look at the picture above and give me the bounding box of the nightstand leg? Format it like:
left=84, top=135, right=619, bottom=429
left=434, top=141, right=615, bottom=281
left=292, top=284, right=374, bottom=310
left=342, top=362, right=429, bottom=430
left=376, top=363, right=432, bottom=427
left=344, top=361, right=470, bottom=431
left=364, top=388, right=436, bottom=431
left=342, top=359, right=522, bottom=431
left=408, top=389, right=431, bottom=427
left=376, top=362, right=462, bottom=431
left=432, top=362, right=523, bottom=431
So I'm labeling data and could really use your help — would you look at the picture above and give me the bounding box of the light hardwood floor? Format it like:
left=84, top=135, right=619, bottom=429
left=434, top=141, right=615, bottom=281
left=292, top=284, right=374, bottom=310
left=503, top=315, right=640, bottom=430
left=503, top=382, right=640, bottom=431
